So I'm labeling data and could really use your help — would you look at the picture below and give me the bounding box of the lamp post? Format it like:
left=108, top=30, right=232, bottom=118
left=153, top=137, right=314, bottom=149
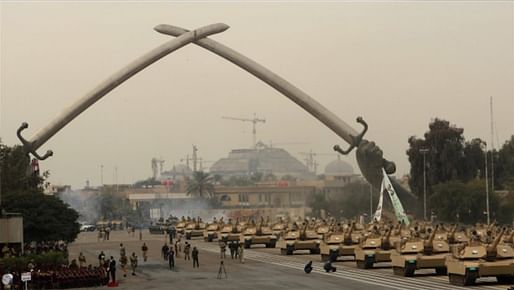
left=482, top=142, right=490, bottom=225
left=419, top=148, right=429, bottom=221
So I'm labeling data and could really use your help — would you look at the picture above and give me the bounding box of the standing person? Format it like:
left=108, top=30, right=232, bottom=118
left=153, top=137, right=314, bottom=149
left=130, top=252, right=138, bottom=276
left=105, top=226, right=111, bottom=240
left=97, top=230, right=102, bottom=242
left=119, top=254, right=128, bottom=277
left=238, top=244, right=244, bottom=264
left=168, top=247, right=175, bottom=269
left=78, top=252, right=87, bottom=268
left=174, top=241, right=180, bottom=258
left=192, top=246, right=199, bottom=268
left=119, top=243, right=126, bottom=257
left=108, top=256, right=116, bottom=284
left=229, top=242, right=235, bottom=259
left=168, top=227, right=174, bottom=245
left=184, top=242, right=191, bottom=261
left=219, top=240, right=226, bottom=259
left=98, top=251, right=106, bottom=267
left=234, top=242, right=239, bottom=259
left=161, top=243, right=169, bottom=261
left=141, top=243, right=148, bottom=262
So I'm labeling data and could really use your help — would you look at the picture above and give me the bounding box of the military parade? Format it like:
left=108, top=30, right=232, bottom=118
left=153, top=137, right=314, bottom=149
left=2, top=2, right=514, bottom=290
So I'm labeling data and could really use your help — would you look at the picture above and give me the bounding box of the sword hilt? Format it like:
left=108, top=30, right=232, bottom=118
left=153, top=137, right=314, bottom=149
left=17, top=122, right=53, bottom=160
left=333, top=117, right=368, bottom=155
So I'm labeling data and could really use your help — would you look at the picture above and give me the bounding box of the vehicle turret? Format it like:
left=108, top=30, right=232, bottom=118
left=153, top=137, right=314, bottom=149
left=485, top=227, right=505, bottom=261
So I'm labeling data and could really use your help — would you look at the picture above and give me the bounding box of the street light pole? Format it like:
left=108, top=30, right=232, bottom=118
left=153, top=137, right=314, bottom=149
left=484, top=145, right=490, bottom=225
left=419, top=149, right=429, bottom=221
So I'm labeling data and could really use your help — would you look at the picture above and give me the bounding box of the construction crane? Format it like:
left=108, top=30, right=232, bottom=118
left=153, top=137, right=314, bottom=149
left=151, top=158, right=165, bottom=179
left=222, top=113, right=265, bottom=149
left=180, top=145, right=202, bottom=172
left=298, top=150, right=338, bottom=174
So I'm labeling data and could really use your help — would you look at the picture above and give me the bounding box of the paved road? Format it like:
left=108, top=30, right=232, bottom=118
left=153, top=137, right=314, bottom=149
left=68, top=231, right=510, bottom=290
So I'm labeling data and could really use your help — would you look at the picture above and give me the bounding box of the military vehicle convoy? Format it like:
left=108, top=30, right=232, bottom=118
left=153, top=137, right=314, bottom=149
left=278, top=222, right=321, bottom=255
left=391, top=225, right=450, bottom=276
left=241, top=217, right=277, bottom=248
left=355, top=227, right=394, bottom=269
left=446, top=228, right=514, bottom=286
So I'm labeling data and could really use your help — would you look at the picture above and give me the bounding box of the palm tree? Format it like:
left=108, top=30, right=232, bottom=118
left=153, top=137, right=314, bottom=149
left=186, top=171, right=215, bottom=198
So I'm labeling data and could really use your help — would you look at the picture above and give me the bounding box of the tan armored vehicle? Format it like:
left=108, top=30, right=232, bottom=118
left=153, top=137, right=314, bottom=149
left=278, top=222, right=321, bottom=255
left=203, top=220, right=221, bottom=242
left=219, top=219, right=243, bottom=243
left=320, top=222, right=361, bottom=261
left=271, top=218, right=288, bottom=239
left=241, top=217, right=277, bottom=248
left=355, top=227, right=394, bottom=269
left=447, top=224, right=470, bottom=245
left=391, top=225, right=450, bottom=276
left=185, top=217, right=206, bottom=240
left=175, top=217, right=187, bottom=235
left=446, top=228, right=514, bottom=286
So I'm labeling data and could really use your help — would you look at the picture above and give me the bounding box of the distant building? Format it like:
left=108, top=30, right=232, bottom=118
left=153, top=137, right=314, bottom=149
left=210, top=143, right=312, bottom=179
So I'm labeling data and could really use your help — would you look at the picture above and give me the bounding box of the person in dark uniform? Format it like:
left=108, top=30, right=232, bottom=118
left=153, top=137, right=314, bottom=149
left=192, top=246, right=199, bottom=268
left=108, top=256, right=116, bottom=284
left=168, top=247, right=175, bottom=269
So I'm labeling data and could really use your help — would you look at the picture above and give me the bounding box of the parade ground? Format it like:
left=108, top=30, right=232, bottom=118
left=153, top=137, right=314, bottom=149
left=68, top=230, right=507, bottom=290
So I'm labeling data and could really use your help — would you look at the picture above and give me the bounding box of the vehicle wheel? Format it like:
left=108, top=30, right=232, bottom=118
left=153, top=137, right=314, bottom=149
left=286, top=245, right=294, bottom=255
left=186, top=233, right=191, bottom=240
left=244, top=240, right=251, bottom=249
left=435, top=267, right=447, bottom=276
left=497, top=275, right=514, bottom=284
left=208, top=236, right=213, bottom=242
left=269, top=241, right=276, bottom=248
left=363, top=256, right=374, bottom=269
left=449, top=273, right=475, bottom=286
left=393, top=266, right=404, bottom=276
left=403, top=262, right=416, bottom=277
left=310, top=248, right=320, bottom=255
left=356, top=260, right=366, bottom=269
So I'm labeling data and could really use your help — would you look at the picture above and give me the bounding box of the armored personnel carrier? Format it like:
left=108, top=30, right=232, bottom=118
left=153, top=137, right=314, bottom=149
left=278, top=222, right=321, bottom=255
left=355, top=227, right=394, bottom=269
left=446, top=228, right=514, bottom=286
left=391, top=225, right=450, bottom=276
left=185, top=217, right=206, bottom=240
left=241, top=217, right=277, bottom=248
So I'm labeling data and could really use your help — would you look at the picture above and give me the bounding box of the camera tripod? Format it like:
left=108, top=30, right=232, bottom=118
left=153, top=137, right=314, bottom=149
left=217, top=260, right=227, bottom=279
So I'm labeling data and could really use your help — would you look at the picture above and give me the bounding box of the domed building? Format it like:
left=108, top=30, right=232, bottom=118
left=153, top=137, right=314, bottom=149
left=324, top=156, right=354, bottom=176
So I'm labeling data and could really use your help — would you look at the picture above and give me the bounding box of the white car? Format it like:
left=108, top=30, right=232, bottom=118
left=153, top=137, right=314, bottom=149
left=80, top=224, right=96, bottom=232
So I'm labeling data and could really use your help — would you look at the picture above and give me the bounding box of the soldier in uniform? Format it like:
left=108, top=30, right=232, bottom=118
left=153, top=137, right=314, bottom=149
left=184, top=242, right=191, bottom=260
left=141, top=243, right=148, bottom=262
left=192, top=246, right=199, bottom=268
left=130, top=252, right=138, bottom=276
left=119, top=243, right=126, bottom=257
left=161, top=243, right=169, bottom=261
left=119, top=254, right=128, bottom=277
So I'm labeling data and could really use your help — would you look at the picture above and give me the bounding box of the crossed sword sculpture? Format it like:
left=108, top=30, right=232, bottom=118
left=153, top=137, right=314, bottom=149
left=17, top=23, right=368, bottom=162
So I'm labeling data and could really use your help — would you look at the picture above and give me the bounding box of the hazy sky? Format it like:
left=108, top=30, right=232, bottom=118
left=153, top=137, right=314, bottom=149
left=1, top=2, right=513, bottom=188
